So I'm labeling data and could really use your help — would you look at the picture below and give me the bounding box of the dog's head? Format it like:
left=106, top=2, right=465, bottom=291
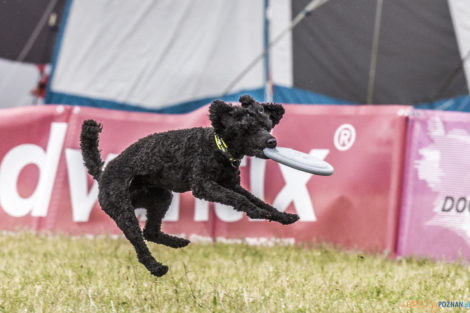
left=209, top=95, right=285, bottom=159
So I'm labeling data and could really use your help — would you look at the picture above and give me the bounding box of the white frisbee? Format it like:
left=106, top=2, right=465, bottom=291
left=263, top=147, right=334, bottom=176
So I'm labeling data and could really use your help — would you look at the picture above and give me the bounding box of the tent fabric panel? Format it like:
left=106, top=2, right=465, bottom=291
left=374, top=0, right=468, bottom=104
left=0, top=0, right=66, bottom=64
left=49, top=0, right=265, bottom=110
left=0, top=58, right=38, bottom=108
left=292, top=0, right=468, bottom=104
left=269, top=0, right=293, bottom=88
left=448, top=0, right=470, bottom=92
left=292, top=0, right=377, bottom=104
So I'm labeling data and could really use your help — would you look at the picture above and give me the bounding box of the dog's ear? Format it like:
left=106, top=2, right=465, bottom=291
left=209, top=100, right=233, bottom=133
left=239, top=94, right=256, bottom=108
left=263, top=103, right=285, bottom=126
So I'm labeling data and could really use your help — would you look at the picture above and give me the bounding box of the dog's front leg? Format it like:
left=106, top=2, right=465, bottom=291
left=191, top=180, right=272, bottom=220
left=231, top=185, right=299, bottom=225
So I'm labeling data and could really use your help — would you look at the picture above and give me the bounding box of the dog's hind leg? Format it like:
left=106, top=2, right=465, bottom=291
left=131, top=186, right=190, bottom=249
left=99, top=183, right=168, bottom=277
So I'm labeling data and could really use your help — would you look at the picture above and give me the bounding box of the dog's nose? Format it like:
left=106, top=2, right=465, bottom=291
left=266, top=138, right=277, bottom=148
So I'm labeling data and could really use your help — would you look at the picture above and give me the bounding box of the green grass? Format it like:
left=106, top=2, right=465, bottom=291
left=0, top=233, right=469, bottom=313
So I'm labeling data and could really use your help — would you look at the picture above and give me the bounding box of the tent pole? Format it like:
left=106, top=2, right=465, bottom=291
left=366, top=0, right=384, bottom=104
left=264, top=0, right=273, bottom=102
left=222, top=0, right=329, bottom=97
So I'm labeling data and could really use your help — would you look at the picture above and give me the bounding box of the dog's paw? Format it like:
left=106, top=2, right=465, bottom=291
left=279, top=213, right=299, bottom=225
left=146, top=231, right=191, bottom=249
left=151, top=264, right=169, bottom=277
left=246, top=208, right=268, bottom=220
left=165, top=237, right=190, bottom=249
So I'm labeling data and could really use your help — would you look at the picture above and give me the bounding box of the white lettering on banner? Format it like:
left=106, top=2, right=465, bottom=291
left=162, top=192, right=180, bottom=221
left=272, top=149, right=330, bottom=222
left=194, top=198, right=210, bottom=221
left=0, top=122, right=67, bottom=217
left=193, top=197, right=245, bottom=222
left=250, top=157, right=266, bottom=200
left=247, top=157, right=267, bottom=221
left=0, top=122, right=328, bottom=223
left=215, top=202, right=244, bottom=222
left=65, top=149, right=117, bottom=222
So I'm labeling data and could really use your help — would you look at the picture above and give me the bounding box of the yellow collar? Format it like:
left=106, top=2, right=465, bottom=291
left=214, top=133, right=240, bottom=167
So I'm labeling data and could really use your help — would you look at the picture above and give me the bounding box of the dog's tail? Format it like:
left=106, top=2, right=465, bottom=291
left=80, top=119, right=104, bottom=181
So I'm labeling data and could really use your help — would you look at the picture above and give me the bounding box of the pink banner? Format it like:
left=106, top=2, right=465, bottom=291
left=398, top=110, right=470, bottom=260
left=0, top=104, right=409, bottom=253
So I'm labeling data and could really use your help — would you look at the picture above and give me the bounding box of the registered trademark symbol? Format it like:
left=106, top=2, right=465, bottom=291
left=334, top=124, right=356, bottom=151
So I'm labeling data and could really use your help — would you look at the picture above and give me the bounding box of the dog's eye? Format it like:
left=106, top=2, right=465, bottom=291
left=246, top=112, right=254, bottom=118
left=257, top=109, right=264, bottom=115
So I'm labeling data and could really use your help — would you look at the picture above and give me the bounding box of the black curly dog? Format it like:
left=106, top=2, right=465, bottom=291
left=80, top=95, right=299, bottom=277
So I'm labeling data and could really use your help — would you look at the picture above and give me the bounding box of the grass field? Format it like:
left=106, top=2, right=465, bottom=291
left=0, top=233, right=469, bottom=313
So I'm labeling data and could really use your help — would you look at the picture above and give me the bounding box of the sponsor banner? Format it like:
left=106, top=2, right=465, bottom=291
left=398, top=110, right=470, bottom=260
left=0, top=104, right=409, bottom=253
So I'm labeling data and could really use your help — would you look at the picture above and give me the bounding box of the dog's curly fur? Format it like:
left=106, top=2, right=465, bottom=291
left=80, top=95, right=299, bottom=277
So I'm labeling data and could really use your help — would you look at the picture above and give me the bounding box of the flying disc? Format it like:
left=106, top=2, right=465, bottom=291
left=263, top=147, right=334, bottom=176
